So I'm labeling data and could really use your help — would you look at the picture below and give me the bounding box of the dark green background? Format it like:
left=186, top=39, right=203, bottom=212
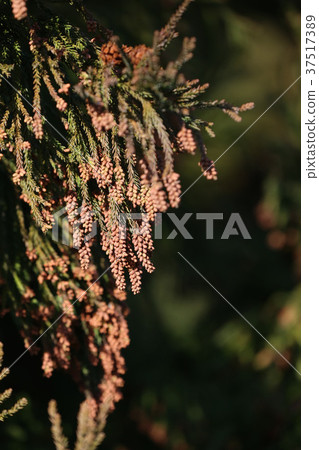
left=0, top=0, right=300, bottom=448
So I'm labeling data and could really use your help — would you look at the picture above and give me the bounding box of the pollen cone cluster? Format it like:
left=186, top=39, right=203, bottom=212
left=1, top=0, right=253, bottom=421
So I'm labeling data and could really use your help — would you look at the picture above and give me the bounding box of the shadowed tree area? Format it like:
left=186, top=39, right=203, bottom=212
left=0, top=0, right=300, bottom=449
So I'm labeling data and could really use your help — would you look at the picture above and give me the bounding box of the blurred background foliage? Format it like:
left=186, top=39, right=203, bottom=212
left=0, top=0, right=300, bottom=448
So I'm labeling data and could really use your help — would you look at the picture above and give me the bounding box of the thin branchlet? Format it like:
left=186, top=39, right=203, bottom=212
left=0, top=342, right=27, bottom=422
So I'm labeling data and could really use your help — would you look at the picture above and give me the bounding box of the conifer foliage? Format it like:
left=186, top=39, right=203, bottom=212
left=48, top=397, right=110, bottom=450
left=0, top=0, right=253, bottom=444
left=0, top=342, right=27, bottom=422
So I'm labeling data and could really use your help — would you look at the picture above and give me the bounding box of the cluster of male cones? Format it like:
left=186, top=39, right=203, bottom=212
left=0, top=0, right=253, bottom=446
